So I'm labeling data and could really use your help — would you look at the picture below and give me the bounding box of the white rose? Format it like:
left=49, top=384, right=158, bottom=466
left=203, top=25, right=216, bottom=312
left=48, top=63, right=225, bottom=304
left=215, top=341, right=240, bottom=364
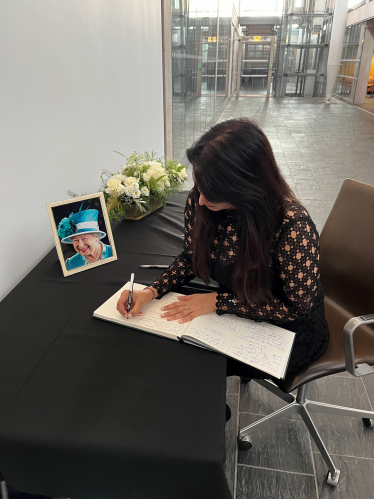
left=141, top=186, right=149, bottom=196
left=144, top=161, right=163, bottom=169
left=124, top=176, right=138, bottom=186
left=105, top=178, right=126, bottom=196
left=111, top=173, right=126, bottom=183
left=143, top=171, right=151, bottom=182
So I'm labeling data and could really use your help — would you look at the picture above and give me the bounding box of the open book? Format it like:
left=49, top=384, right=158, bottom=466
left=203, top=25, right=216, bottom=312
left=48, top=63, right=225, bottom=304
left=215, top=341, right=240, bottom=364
left=93, top=283, right=296, bottom=379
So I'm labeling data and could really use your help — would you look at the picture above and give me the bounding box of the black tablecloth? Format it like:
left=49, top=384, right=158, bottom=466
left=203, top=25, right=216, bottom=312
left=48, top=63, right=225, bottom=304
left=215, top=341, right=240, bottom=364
left=0, top=193, right=232, bottom=499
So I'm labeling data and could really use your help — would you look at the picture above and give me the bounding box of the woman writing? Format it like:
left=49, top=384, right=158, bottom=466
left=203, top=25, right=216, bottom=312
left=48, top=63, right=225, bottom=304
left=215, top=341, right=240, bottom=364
left=117, top=118, right=329, bottom=380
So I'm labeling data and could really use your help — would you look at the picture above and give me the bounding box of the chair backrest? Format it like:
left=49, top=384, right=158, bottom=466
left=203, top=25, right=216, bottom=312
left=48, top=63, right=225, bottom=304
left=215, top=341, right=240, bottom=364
left=320, top=178, right=374, bottom=317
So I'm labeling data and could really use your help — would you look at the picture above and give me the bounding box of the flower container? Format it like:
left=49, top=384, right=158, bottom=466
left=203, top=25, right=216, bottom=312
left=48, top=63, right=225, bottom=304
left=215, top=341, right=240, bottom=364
left=121, top=197, right=164, bottom=221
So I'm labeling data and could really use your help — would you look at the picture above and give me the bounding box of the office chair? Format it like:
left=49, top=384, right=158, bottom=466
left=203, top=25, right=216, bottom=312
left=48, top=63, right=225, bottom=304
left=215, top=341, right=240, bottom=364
left=237, top=179, right=374, bottom=486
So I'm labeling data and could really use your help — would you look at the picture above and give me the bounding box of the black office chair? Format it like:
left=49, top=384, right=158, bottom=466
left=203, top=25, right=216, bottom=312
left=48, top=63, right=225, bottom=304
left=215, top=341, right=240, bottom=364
left=237, top=179, right=374, bottom=486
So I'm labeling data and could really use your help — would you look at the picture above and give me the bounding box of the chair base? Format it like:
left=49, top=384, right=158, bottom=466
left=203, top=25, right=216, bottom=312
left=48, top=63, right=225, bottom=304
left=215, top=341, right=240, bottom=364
left=238, top=380, right=374, bottom=486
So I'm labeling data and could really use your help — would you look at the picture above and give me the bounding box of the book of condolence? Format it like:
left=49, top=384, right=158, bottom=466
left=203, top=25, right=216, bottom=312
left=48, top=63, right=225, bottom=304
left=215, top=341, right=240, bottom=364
left=93, top=283, right=296, bottom=379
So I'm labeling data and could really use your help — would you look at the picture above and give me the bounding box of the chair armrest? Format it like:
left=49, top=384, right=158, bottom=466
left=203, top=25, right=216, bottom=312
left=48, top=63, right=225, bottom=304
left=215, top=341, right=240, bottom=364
left=343, top=314, right=374, bottom=376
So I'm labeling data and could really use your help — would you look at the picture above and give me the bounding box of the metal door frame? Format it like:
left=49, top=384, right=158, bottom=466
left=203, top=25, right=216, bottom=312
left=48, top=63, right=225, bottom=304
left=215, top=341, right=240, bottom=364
left=236, top=35, right=276, bottom=98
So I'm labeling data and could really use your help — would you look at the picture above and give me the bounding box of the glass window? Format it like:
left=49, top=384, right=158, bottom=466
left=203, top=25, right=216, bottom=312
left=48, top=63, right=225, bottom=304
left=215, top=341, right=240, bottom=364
left=333, top=22, right=366, bottom=103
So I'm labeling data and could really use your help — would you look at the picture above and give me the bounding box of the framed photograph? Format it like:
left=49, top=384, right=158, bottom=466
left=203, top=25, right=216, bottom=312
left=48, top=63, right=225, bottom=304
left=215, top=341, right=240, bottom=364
left=47, top=193, right=117, bottom=277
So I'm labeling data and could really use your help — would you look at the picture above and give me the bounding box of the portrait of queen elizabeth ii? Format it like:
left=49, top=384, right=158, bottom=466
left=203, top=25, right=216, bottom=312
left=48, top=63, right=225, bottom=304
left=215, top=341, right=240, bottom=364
left=47, top=193, right=117, bottom=276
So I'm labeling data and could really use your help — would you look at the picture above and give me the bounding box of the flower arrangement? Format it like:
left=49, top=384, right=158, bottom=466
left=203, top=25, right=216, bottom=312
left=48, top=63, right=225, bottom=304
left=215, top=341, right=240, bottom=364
left=101, top=151, right=188, bottom=221
left=57, top=217, right=77, bottom=240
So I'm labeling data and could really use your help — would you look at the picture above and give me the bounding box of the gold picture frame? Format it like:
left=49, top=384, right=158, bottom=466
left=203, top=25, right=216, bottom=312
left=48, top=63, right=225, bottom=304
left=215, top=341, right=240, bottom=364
left=46, top=193, right=117, bottom=277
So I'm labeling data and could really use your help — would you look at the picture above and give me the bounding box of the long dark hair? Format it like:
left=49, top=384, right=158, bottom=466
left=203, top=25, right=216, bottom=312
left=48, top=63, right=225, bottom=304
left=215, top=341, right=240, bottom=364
left=186, top=117, right=297, bottom=304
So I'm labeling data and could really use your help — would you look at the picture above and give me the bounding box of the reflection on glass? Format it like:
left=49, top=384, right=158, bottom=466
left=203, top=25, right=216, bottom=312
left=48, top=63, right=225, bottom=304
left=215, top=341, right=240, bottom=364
left=171, top=0, right=233, bottom=164
left=332, top=22, right=365, bottom=103
left=274, top=0, right=333, bottom=97
left=240, top=43, right=271, bottom=96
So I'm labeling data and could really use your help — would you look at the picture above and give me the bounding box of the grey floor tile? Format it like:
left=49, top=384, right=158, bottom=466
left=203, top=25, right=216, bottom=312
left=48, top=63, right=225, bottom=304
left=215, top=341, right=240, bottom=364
left=362, top=376, right=374, bottom=412
left=239, top=379, right=290, bottom=416
left=333, top=371, right=356, bottom=378
left=238, top=412, right=314, bottom=474
left=314, top=453, right=374, bottom=499
left=309, top=411, right=374, bottom=458
left=297, top=189, right=327, bottom=201
left=306, top=377, right=374, bottom=457
left=293, top=179, right=321, bottom=190
left=225, top=393, right=239, bottom=498
left=291, top=170, right=316, bottom=180
left=236, top=465, right=317, bottom=499
left=307, top=375, right=372, bottom=409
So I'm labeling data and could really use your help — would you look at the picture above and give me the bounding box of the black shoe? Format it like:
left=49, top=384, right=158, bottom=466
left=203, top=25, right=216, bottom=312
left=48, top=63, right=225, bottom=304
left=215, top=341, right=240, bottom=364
left=226, top=404, right=231, bottom=422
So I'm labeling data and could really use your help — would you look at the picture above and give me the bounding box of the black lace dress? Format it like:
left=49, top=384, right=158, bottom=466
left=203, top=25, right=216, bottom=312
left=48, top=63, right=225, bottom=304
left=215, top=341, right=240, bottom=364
left=151, top=192, right=329, bottom=379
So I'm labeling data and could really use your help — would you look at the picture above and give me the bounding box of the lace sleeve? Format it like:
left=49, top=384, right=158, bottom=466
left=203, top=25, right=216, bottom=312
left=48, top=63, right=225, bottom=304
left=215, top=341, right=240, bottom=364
left=216, top=215, right=321, bottom=324
left=151, top=192, right=196, bottom=297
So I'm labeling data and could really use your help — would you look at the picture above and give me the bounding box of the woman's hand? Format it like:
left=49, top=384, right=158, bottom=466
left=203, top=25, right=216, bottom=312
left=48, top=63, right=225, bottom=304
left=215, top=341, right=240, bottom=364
left=117, top=288, right=155, bottom=318
left=160, top=293, right=217, bottom=323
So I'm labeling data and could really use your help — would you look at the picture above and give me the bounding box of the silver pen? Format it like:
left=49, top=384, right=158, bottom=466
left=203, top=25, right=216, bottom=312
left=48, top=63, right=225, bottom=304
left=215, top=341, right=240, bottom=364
left=127, top=273, right=135, bottom=314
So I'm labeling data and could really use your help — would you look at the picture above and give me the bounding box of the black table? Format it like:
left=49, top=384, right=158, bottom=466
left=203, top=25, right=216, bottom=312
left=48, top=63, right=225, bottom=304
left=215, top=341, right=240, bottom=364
left=0, top=193, right=232, bottom=499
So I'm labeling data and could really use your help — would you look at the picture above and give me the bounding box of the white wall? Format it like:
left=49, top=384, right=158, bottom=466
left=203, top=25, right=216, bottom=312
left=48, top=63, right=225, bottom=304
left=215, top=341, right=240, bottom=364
left=0, top=1, right=164, bottom=301
left=347, top=1, right=374, bottom=25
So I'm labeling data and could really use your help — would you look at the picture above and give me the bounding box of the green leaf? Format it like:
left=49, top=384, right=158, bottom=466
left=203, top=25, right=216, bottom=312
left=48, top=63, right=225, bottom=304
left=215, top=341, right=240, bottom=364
left=154, top=175, right=166, bottom=183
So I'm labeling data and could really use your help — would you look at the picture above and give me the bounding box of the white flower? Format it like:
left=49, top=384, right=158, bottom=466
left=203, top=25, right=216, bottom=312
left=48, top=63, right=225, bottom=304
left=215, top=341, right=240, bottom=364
left=177, top=168, right=187, bottom=181
left=105, top=177, right=126, bottom=197
left=165, top=180, right=170, bottom=188
left=143, top=171, right=151, bottom=182
left=112, top=173, right=127, bottom=183
left=141, top=186, right=149, bottom=196
left=133, top=188, right=141, bottom=199
left=124, top=181, right=140, bottom=197
left=143, top=162, right=167, bottom=183
left=124, top=176, right=138, bottom=186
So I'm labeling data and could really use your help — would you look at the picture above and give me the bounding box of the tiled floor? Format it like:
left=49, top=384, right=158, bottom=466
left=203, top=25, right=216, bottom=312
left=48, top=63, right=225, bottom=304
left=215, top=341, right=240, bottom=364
left=356, top=96, right=374, bottom=115
left=214, top=97, right=374, bottom=499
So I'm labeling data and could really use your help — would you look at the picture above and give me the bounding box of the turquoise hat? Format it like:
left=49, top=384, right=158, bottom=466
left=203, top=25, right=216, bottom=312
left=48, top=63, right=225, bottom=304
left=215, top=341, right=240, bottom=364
left=57, top=208, right=106, bottom=244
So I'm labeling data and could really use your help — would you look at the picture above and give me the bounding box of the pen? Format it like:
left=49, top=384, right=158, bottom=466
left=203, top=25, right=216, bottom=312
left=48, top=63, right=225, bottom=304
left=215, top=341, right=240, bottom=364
left=127, top=273, right=135, bottom=314
left=139, top=265, right=170, bottom=269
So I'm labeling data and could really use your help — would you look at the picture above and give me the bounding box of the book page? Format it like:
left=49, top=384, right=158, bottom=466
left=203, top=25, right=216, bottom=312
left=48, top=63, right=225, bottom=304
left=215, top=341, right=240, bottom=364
left=182, top=313, right=243, bottom=352
left=93, top=284, right=189, bottom=340
left=226, top=321, right=294, bottom=378
left=129, top=292, right=189, bottom=338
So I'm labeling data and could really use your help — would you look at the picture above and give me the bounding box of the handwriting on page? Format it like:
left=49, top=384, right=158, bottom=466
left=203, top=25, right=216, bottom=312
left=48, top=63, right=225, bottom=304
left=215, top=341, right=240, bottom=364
left=130, top=293, right=187, bottom=336
left=185, top=313, right=241, bottom=352
left=227, top=322, right=293, bottom=377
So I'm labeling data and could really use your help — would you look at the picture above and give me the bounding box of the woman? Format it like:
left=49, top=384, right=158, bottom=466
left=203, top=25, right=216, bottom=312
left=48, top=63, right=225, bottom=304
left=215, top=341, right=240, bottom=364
left=117, top=118, right=329, bottom=379
left=58, top=208, right=113, bottom=271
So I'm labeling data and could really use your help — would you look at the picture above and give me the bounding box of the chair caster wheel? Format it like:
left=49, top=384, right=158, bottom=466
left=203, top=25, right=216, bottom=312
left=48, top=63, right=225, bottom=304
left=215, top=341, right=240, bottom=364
left=238, top=435, right=252, bottom=451
left=362, top=418, right=374, bottom=427
left=326, top=469, right=340, bottom=486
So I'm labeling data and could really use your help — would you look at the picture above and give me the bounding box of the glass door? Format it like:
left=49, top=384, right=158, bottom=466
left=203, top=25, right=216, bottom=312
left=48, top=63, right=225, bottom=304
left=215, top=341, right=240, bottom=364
left=236, top=36, right=276, bottom=98
left=241, top=43, right=271, bottom=95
